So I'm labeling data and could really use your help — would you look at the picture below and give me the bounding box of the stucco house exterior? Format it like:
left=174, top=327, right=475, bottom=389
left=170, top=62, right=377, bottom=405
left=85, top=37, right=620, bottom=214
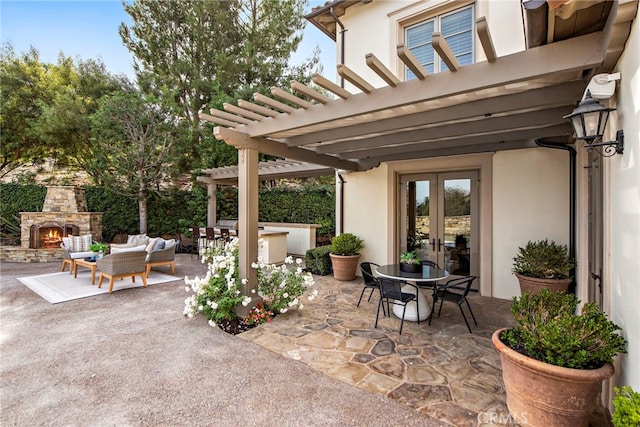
left=201, top=0, right=639, bottom=412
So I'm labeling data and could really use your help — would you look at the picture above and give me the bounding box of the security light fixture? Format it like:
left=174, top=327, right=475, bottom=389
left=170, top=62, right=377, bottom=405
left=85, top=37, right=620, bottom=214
left=564, top=90, right=624, bottom=157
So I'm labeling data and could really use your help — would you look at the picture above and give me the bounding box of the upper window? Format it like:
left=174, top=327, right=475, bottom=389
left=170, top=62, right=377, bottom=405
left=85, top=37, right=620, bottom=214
left=405, top=5, right=474, bottom=80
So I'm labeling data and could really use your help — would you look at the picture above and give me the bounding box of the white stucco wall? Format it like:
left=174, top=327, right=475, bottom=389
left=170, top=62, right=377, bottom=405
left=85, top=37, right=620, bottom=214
left=492, top=148, right=570, bottom=299
left=337, top=0, right=525, bottom=89
left=339, top=165, right=390, bottom=266
left=608, top=10, right=640, bottom=394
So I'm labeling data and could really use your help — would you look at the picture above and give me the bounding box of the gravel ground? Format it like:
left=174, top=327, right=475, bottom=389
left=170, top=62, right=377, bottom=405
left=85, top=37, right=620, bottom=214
left=0, top=255, right=442, bottom=427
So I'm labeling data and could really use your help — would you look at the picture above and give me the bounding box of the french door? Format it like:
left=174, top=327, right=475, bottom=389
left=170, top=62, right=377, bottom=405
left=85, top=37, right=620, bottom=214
left=399, top=171, right=479, bottom=279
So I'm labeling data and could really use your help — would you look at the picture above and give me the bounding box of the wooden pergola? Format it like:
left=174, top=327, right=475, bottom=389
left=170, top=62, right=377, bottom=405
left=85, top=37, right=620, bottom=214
left=198, top=0, right=635, bottom=314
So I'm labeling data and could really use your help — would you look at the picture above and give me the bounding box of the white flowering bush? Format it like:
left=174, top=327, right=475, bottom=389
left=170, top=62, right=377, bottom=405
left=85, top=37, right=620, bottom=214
left=184, top=238, right=249, bottom=323
left=185, top=238, right=317, bottom=332
left=253, top=255, right=316, bottom=314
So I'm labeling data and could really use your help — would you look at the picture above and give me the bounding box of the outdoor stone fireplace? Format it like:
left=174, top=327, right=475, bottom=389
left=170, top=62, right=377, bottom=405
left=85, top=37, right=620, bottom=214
left=0, top=186, right=103, bottom=262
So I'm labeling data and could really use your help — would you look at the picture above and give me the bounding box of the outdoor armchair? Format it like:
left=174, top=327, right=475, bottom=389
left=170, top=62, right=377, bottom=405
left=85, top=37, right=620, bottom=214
left=96, top=251, right=148, bottom=293
left=358, top=262, right=381, bottom=308
left=60, top=235, right=96, bottom=274
left=145, top=240, right=176, bottom=277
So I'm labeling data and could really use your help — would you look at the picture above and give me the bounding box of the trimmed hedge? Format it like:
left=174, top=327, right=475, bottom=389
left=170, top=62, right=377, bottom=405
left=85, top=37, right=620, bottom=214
left=0, top=183, right=335, bottom=244
left=305, top=246, right=333, bottom=276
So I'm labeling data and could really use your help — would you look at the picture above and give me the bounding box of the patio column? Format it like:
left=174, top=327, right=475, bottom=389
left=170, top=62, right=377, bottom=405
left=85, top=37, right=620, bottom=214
left=196, top=176, right=217, bottom=228
left=236, top=146, right=261, bottom=317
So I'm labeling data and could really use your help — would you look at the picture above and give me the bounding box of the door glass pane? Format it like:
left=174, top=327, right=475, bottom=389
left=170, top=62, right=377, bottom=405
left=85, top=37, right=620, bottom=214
left=406, top=180, right=430, bottom=255
left=443, top=179, right=471, bottom=275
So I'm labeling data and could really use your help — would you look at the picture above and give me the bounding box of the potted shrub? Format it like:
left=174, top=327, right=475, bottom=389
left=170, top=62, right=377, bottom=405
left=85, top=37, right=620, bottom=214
left=612, top=386, right=640, bottom=427
left=329, top=233, right=364, bottom=281
left=512, top=238, right=574, bottom=294
left=89, top=242, right=109, bottom=259
left=400, top=250, right=421, bottom=273
left=493, top=289, right=627, bottom=427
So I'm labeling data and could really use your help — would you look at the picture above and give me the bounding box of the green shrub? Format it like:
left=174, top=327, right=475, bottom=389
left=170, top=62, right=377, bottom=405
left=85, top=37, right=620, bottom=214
left=612, top=386, right=640, bottom=427
left=305, top=246, right=333, bottom=275
left=1, top=183, right=335, bottom=243
left=512, top=238, right=574, bottom=279
left=330, top=233, right=364, bottom=256
left=501, top=288, right=627, bottom=369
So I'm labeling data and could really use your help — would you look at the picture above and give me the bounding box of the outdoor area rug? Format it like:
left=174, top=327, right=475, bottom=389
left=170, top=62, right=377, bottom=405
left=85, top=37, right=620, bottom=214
left=18, top=270, right=183, bottom=304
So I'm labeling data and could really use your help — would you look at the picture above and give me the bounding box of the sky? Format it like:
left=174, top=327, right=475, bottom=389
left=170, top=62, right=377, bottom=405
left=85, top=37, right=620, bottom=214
left=0, top=0, right=336, bottom=80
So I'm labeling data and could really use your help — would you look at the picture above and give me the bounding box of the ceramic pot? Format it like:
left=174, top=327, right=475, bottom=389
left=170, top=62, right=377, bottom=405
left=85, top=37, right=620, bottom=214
left=329, top=253, right=360, bottom=281
left=515, top=273, right=572, bottom=295
left=492, top=328, right=614, bottom=427
left=399, top=263, right=421, bottom=273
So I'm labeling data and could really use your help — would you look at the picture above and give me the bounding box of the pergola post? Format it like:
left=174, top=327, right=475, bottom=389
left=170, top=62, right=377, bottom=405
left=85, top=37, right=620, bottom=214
left=236, top=146, right=261, bottom=317
left=207, top=182, right=217, bottom=227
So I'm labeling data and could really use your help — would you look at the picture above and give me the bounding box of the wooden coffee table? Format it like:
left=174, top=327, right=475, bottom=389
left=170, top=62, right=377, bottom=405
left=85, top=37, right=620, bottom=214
left=74, top=258, right=98, bottom=285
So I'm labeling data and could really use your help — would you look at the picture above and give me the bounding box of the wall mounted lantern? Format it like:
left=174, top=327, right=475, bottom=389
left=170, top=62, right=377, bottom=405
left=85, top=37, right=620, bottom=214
left=564, top=90, right=624, bottom=157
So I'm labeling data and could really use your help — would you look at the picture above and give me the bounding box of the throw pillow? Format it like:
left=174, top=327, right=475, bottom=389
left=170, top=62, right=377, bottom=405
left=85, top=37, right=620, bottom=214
left=145, top=237, right=159, bottom=254
left=163, top=239, right=176, bottom=249
left=154, top=239, right=165, bottom=251
left=126, top=234, right=148, bottom=245
left=70, top=234, right=92, bottom=252
left=111, top=244, right=147, bottom=254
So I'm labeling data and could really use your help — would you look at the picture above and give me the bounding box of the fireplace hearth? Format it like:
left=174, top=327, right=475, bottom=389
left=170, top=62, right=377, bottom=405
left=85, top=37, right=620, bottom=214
left=0, top=186, right=103, bottom=262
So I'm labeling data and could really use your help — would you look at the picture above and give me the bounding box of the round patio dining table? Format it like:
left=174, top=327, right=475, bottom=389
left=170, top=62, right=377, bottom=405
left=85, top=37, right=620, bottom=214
left=374, top=264, right=449, bottom=322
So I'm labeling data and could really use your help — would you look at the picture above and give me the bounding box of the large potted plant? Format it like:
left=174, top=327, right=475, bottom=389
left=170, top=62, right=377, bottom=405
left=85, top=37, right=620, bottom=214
left=493, top=289, right=627, bottom=427
left=329, top=233, right=364, bottom=281
left=512, top=239, right=574, bottom=294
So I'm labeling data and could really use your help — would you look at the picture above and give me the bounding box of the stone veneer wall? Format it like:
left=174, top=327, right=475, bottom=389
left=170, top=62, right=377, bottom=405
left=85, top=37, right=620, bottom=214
left=42, top=186, right=88, bottom=212
left=0, top=247, right=63, bottom=263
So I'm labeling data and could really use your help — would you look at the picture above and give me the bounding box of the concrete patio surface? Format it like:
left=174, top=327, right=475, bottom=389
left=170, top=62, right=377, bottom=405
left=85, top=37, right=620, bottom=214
left=1, top=254, right=610, bottom=426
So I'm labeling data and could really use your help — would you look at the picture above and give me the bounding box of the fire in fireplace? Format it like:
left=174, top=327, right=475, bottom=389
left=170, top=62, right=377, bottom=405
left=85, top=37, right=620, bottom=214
left=29, top=223, right=78, bottom=249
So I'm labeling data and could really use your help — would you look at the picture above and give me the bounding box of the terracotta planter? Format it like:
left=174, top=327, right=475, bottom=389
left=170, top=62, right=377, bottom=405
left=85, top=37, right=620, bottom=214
left=515, top=273, right=572, bottom=294
left=329, top=253, right=361, bottom=281
left=492, top=328, right=614, bottom=427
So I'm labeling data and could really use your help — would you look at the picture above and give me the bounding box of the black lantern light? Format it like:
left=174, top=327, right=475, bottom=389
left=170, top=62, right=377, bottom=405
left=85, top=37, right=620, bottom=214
left=564, top=90, right=624, bottom=157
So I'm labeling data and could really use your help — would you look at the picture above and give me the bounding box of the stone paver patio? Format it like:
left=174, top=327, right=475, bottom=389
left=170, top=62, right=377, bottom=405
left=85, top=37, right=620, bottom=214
left=241, top=273, right=518, bottom=426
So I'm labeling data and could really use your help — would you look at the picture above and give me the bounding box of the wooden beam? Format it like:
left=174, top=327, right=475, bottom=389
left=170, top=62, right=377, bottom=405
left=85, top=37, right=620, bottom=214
left=245, top=32, right=605, bottom=137
left=223, top=103, right=265, bottom=121
left=316, top=107, right=572, bottom=153
left=208, top=108, right=252, bottom=125
left=291, top=80, right=332, bottom=104
left=345, top=124, right=572, bottom=160
left=336, top=64, right=375, bottom=93
left=476, top=17, right=497, bottom=63
left=286, top=81, right=584, bottom=146
left=271, top=87, right=313, bottom=109
left=397, top=44, right=428, bottom=80
left=366, top=53, right=400, bottom=87
left=214, top=127, right=360, bottom=171
left=432, top=32, right=460, bottom=71
left=238, top=99, right=279, bottom=117
left=312, top=74, right=352, bottom=99
left=253, top=93, right=296, bottom=113
left=199, top=112, right=242, bottom=128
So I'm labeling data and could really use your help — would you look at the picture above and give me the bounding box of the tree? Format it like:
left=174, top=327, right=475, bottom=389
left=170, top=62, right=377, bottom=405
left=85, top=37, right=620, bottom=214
left=119, top=0, right=242, bottom=172
left=0, top=44, right=52, bottom=178
left=1, top=43, right=132, bottom=181
left=90, top=92, right=181, bottom=233
left=444, top=187, right=470, bottom=216
left=119, top=0, right=319, bottom=171
left=35, top=57, right=133, bottom=183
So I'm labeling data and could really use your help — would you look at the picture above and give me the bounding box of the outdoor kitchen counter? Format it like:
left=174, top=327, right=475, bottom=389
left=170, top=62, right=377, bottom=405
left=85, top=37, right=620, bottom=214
left=259, top=222, right=319, bottom=257
left=257, top=230, right=289, bottom=264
